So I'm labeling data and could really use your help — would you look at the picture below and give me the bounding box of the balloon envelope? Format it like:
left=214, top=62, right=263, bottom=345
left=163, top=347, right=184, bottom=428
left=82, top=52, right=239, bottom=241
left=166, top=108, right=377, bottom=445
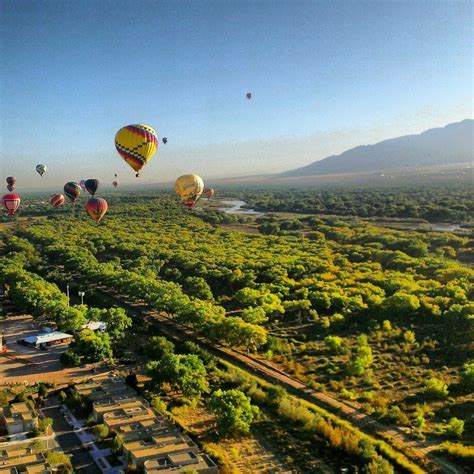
left=115, top=124, right=158, bottom=176
left=85, top=197, right=108, bottom=223
left=84, top=179, right=100, bottom=196
left=79, top=179, right=86, bottom=190
left=50, top=193, right=65, bottom=208
left=36, top=164, right=47, bottom=176
left=204, top=188, right=215, bottom=199
left=246, top=92, right=252, bottom=99
left=2, top=193, right=20, bottom=216
left=112, top=180, right=118, bottom=188
left=162, top=137, right=168, bottom=144
left=175, top=174, right=204, bottom=209
left=6, top=176, right=16, bottom=186
left=7, top=184, right=15, bottom=192
left=64, top=182, right=81, bottom=202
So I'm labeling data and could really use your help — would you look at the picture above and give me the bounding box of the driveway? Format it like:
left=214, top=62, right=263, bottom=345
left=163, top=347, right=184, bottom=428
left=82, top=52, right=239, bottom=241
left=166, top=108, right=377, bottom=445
left=41, top=401, right=101, bottom=474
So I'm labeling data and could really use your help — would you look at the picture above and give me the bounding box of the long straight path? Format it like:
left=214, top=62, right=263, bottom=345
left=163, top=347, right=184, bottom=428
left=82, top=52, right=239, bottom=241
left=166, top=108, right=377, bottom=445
left=98, top=288, right=466, bottom=474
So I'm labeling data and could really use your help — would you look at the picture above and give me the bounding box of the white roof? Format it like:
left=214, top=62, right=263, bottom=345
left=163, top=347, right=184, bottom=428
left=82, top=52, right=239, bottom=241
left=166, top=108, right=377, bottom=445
left=23, top=331, right=73, bottom=345
left=82, top=321, right=107, bottom=331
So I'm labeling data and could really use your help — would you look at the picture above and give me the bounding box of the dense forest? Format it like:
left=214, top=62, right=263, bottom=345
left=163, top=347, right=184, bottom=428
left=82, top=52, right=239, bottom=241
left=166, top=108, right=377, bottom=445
left=1, top=188, right=473, bottom=473
left=233, top=186, right=474, bottom=224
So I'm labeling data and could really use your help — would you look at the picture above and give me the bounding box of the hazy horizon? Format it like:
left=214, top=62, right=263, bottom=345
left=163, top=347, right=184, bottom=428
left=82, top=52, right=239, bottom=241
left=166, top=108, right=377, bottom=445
left=1, top=0, right=472, bottom=189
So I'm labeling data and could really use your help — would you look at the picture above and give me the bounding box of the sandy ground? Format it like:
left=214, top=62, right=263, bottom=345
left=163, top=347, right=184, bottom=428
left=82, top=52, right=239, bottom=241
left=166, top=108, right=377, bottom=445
left=0, top=314, right=107, bottom=386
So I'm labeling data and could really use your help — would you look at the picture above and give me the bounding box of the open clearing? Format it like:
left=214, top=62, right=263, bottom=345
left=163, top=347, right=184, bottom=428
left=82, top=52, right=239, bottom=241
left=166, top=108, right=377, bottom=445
left=0, top=314, right=106, bottom=385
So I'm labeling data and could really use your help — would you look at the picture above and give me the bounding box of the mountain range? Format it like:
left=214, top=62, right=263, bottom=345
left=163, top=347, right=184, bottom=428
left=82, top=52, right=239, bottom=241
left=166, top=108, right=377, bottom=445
left=281, top=119, right=473, bottom=177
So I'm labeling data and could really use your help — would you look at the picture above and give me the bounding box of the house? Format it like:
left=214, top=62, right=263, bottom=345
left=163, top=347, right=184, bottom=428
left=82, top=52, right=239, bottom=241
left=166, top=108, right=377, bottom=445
left=123, top=432, right=198, bottom=467
left=113, top=419, right=178, bottom=443
left=144, top=452, right=218, bottom=473
left=0, top=447, right=51, bottom=473
left=94, top=397, right=153, bottom=423
left=20, top=331, right=73, bottom=349
left=74, top=374, right=134, bottom=402
left=1, top=402, right=38, bottom=435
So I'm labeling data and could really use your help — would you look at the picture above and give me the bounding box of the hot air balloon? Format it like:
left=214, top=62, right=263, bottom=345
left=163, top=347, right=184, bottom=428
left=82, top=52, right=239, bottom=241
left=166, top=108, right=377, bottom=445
left=6, top=176, right=16, bottom=192
left=114, top=173, right=118, bottom=178
left=36, top=164, right=47, bottom=176
left=246, top=92, right=252, bottom=99
left=204, top=188, right=215, bottom=199
left=115, top=124, right=158, bottom=177
left=175, top=174, right=204, bottom=209
left=112, top=180, right=118, bottom=188
left=84, top=179, right=100, bottom=196
left=162, top=137, right=168, bottom=144
left=85, top=197, right=108, bottom=224
left=64, top=182, right=81, bottom=203
left=2, top=194, right=21, bottom=216
left=79, top=179, right=86, bottom=191
left=50, top=193, right=65, bottom=208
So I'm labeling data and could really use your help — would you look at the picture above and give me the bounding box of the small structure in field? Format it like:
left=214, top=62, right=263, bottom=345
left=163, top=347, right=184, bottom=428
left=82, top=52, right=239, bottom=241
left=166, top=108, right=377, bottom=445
left=20, top=331, right=73, bottom=349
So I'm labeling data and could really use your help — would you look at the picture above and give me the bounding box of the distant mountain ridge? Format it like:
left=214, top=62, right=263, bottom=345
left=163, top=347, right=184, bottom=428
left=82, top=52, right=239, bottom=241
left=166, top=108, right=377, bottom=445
left=281, top=119, right=473, bottom=177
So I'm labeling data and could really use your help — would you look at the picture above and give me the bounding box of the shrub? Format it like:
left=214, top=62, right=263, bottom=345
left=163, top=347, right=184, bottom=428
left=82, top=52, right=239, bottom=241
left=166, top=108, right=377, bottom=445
left=59, top=350, right=81, bottom=367
left=423, top=377, right=449, bottom=399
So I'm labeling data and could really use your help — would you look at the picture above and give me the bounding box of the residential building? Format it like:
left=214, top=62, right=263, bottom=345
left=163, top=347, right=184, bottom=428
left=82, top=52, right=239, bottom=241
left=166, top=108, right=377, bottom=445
left=123, top=432, right=198, bottom=467
left=144, top=452, right=218, bottom=473
left=0, top=447, right=51, bottom=474
left=1, top=403, right=38, bottom=435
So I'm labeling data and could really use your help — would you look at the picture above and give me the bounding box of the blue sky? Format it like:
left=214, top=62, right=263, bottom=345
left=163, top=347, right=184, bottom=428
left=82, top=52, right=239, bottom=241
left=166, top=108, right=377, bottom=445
left=1, top=0, right=472, bottom=188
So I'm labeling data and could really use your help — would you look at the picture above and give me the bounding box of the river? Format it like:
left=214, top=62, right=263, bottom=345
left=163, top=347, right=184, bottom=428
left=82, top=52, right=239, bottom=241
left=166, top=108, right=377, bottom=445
left=218, top=200, right=264, bottom=216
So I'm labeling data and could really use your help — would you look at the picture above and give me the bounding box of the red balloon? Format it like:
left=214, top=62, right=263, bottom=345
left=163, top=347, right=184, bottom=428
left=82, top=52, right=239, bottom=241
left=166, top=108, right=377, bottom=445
left=50, top=194, right=65, bottom=208
left=85, top=197, right=108, bottom=223
left=2, top=193, right=21, bottom=216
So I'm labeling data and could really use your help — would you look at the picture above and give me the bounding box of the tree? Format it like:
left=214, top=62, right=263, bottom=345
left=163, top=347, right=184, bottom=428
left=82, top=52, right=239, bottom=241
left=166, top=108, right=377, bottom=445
left=423, top=377, right=449, bottom=399
left=146, top=354, right=208, bottom=398
left=60, top=350, right=81, bottom=367
left=461, top=361, right=474, bottom=389
left=444, top=417, right=464, bottom=439
left=347, top=335, right=373, bottom=376
left=38, top=417, right=53, bottom=434
left=403, top=330, right=416, bottom=345
left=366, top=455, right=394, bottom=474
left=46, top=452, right=72, bottom=470
left=324, top=335, right=346, bottom=354
left=184, top=276, right=213, bottom=300
left=112, top=434, right=124, bottom=453
left=146, top=336, right=175, bottom=360
left=73, top=329, right=113, bottom=362
left=383, top=292, right=420, bottom=318
left=102, top=307, right=132, bottom=340
left=92, top=423, right=109, bottom=440
left=208, top=389, right=260, bottom=437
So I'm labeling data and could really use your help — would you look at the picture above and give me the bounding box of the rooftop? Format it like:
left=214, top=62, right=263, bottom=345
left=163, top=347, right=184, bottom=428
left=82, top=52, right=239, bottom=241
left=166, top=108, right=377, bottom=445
left=144, top=452, right=218, bottom=473
left=2, top=402, right=37, bottom=423
left=22, top=331, right=72, bottom=345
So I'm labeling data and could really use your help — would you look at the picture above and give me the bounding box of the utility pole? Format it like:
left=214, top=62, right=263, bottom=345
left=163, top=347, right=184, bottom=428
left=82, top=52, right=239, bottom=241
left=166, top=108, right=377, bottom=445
left=78, top=291, right=85, bottom=305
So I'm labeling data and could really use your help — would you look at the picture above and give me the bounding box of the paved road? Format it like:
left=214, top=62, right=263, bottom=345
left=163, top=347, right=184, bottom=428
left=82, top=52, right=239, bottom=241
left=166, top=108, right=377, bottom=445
left=100, top=289, right=466, bottom=474
left=41, top=398, right=101, bottom=474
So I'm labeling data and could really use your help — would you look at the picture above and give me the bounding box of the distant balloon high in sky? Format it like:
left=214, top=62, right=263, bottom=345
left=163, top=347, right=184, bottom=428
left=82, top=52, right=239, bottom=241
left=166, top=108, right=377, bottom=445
left=50, top=193, right=65, bottom=208
left=175, top=174, right=204, bottom=209
left=64, top=182, right=81, bottom=203
left=2, top=193, right=21, bottom=216
left=162, top=137, right=168, bottom=144
left=36, top=164, right=47, bottom=176
left=84, top=179, right=100, bottom=196
left=246, top=92, right=252, bottom=99
left=85, top=197, right=108, bottom=223
left=115, top=124, right=158, bottom=177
